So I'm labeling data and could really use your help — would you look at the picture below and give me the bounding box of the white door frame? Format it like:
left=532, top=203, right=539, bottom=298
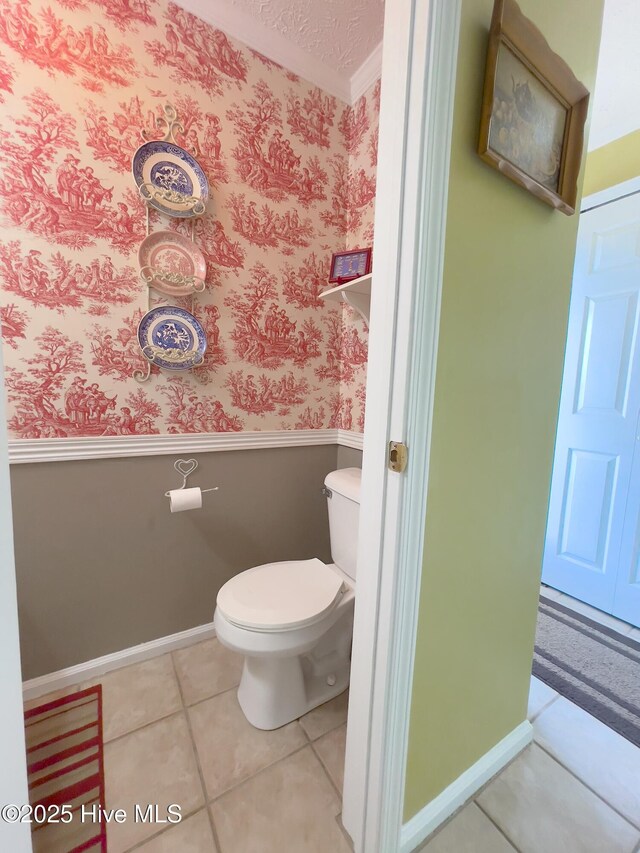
left=342, top=0, right=461, bottom=850
left=0, top=2, right=463, bottom=851
left=0, top=337, right=32, bottom=853
left=581, top=175, right=640, bottom=213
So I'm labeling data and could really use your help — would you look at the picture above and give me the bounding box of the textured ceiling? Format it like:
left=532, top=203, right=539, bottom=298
left=589, top=0, right=640, bottom=150
left=176, top=1, right=639, bottom=146
left=224, top=0, right=385, bottom=73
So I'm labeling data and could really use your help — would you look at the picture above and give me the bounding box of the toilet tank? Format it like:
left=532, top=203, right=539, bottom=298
left=324, top=467, right=361, bottom=581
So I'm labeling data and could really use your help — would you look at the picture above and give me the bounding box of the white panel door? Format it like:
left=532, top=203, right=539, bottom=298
left=542, top=190, right=640, bottom=628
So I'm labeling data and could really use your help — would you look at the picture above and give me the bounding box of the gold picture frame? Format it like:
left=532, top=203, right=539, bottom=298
left=478, top=0, right=590, bottom=215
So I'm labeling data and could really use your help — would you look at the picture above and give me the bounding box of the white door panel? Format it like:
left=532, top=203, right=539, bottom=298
left=543, top=191, right=640, bottom=627
left=558, top=449, right=618, bottom=570
left=574, top=291, right=638, bottom=417
left=613, top=408, right=640, bottom=623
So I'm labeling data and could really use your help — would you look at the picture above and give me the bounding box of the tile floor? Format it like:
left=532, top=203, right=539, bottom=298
left=25, top=596, right=640, bottom=853
left=418, top=676, right=640, bottom=853
left=29, top=638, right=351, bottom=853
left=418, top=588, right=640, bottom=853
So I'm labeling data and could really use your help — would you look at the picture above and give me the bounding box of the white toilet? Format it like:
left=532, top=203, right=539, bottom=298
left=214, top=467, right=361, bottom=730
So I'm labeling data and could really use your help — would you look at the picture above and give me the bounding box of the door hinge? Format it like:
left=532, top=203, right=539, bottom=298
left=388, top=441, right=408, bottom=473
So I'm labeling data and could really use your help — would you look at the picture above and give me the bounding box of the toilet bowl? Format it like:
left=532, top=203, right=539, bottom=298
left=214, top=468, right=361, bottom=730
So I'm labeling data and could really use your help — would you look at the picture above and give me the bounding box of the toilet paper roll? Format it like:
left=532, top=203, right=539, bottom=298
left=169, top=487, right=202, bottom=513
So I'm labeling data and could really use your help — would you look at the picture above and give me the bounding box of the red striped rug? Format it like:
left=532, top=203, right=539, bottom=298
left=24, top=686, right=106, bottom=853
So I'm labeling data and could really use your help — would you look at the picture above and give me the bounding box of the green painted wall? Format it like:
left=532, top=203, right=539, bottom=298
left=584, top=130, right=640, bottom=196
left=403, top=0, right=604, bottom=821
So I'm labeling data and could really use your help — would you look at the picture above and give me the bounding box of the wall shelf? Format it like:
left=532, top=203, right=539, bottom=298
left=319, top=273, right=372, bottom=325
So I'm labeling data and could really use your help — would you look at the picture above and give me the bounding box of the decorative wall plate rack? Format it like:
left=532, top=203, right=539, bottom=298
left=137, top=305, right=207, bottom=372
left=132, top=104, right=211, bottom=384
left=132, top=140, right=209, bottom=218
left=138, top=231, right=207, bottom=297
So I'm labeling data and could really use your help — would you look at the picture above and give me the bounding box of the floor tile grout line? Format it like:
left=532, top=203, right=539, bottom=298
left=472, top=798, right=522, bottom=852
left=30, top=677, right=184, bottom=749
left=181, top=681, right=240, bottom=712
left=183, top=682, right=347, bottom=724
left=207, top=740, right=311, bottom=806
left=206, top=739, right=351, bottom=849
left=84, top=653, right=185, bottom=748
left=87, top=649, right=212, bottom=853
left=414, top=800, right=471, bottom=851
left=302, top=721, right=344, bottom=742
left=334, top=812, right=355, bottom=851
left=300, top=720, right=312, bottom=743
left=309, top=737, right=343, bottom=801
left=421, top=742, right=534, bottom=851
left=122, top=804, right=206, bottom=853
left=300, top=708, right=350, bottom=743
left=533, top=740, right=640, bottom=832
left=527, top=691, right=560, bottom=723
left=102, top=703, right=184, bottom=748
left=169, top=651, right=225, bottom=853
left=468, top=740, right=534, bottom=806
left=434, top=743, right=532, bottom=852
left=168, top=641, right=345, bottom=828
left=83, top=638, right=350, bottom=852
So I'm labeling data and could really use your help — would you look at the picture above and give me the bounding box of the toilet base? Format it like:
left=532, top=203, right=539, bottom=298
left=237, top=654, right=350, bottom=730
left=236, top=607, right=353, bottom=730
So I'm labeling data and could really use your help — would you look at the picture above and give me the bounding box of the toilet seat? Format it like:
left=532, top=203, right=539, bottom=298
left=216, top=558, right=344, bottom=632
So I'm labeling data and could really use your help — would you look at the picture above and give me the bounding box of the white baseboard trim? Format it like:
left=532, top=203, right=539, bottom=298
left=22, top=622, right=216, bottom=701
left=9, top=429, right=363, bottom=464
left=399, top=720, right=533, bottom=853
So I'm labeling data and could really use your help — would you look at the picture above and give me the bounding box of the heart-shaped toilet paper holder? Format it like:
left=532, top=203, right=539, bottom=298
left=175, top=458, right=198, bottom=480
left=165, top=458, right=219, bottom=497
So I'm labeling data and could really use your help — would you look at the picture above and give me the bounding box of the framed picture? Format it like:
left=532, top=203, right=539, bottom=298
left=329, top=248, right=372, bottom=283
left=478, top=0, right=589, bottom=215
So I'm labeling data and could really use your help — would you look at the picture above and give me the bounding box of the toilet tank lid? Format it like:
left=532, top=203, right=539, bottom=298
left=324, top=467, right=361, bottom=503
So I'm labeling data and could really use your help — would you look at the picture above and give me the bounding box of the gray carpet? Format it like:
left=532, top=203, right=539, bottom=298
left=533, top=596, right=640, bottom=747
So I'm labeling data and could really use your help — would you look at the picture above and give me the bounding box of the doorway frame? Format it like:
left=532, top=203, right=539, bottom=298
left=342, top=0, right=462, bottom=851
left=581, top=175, right=640, bottom=213
left=0, top=1, right=463, bottom=851
left=0, top=339, right=32, bottom=853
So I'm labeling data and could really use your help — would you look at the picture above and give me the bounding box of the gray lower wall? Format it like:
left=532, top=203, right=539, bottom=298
left=11, top=444, right=363, bottom=679
left=336, top=446, right=363, bottom=469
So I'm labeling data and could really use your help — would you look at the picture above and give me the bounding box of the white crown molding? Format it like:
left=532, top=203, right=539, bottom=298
left=173, top=0, right=351, bottom=102
left=8, top=429, right=364, bottom=464
left=23, top=622, right=217, bottom=701
left=350, top=42, right=383, bottom=103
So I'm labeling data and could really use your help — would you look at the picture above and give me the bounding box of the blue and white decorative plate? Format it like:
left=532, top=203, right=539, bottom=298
left=132, top=141, right=209, bottom=218
left=137, top=306, right=207, bottom=370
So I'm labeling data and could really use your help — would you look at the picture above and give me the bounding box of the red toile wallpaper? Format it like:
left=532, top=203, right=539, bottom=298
left=0, top=0, right=379, bottom=438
